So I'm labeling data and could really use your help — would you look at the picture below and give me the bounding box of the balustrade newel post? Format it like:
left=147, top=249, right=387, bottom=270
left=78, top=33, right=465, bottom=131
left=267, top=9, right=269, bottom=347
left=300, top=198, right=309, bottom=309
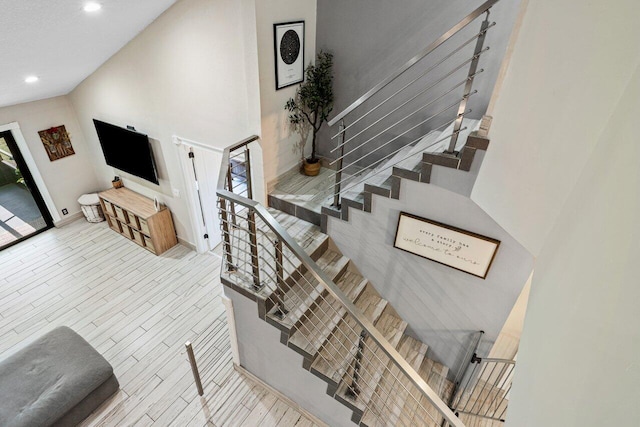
left=446, top=12, right=491, bottom=154
left=333, top=120, right=346, bottom=208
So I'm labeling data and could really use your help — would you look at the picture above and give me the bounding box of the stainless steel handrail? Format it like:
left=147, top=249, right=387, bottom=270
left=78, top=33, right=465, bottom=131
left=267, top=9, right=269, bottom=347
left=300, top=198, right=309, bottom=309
left=216, top=137, right=465, bottom=427
left=327, top=0, right=500, bottom=127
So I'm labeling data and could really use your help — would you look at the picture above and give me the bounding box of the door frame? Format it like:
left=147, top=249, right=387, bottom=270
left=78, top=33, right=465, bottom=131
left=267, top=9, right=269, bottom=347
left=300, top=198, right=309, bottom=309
left=0, top=122, right=59, bottom=223
left=173, top=135, right=223, bottom=253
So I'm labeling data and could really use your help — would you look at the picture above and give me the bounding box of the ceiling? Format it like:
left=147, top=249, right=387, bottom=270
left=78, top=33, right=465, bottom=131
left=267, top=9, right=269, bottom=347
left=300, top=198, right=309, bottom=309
left=0, top=0, right=177, bottom=108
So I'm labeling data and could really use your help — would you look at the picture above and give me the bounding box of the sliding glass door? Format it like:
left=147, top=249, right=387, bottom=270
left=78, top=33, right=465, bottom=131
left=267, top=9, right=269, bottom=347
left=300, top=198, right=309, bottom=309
left=0, top=131, right=53, bottom=250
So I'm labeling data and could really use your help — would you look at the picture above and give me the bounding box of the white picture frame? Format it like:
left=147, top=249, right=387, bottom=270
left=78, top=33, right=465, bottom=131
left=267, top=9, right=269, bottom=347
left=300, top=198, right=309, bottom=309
left=274, top=21, right=305, bottom=90
left=394, top=212, right=500, bottom=279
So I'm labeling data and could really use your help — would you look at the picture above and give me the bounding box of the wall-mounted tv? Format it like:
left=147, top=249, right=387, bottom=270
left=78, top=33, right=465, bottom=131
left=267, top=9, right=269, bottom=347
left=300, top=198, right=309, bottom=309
left=93, top=119, right=159, bottom=185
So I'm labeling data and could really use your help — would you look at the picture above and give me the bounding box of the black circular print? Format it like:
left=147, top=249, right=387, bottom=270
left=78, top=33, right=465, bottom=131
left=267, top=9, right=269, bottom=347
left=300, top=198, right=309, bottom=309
left=280, top=30, right=300, bottom=65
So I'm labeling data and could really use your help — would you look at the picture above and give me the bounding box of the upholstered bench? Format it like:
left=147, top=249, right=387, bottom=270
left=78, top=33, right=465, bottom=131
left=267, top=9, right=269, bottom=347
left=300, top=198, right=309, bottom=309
left=0, top=326, right=119, bottom=427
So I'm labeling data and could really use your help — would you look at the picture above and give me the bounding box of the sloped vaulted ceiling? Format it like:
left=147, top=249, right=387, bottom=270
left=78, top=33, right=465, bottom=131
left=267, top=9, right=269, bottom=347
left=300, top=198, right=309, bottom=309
left=0, top=0, right=177, bottom=108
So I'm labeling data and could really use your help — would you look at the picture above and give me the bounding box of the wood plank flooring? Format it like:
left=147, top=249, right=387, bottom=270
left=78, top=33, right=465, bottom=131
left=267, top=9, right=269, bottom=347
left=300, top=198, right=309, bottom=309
left=0, top=219, right=321, bottom=427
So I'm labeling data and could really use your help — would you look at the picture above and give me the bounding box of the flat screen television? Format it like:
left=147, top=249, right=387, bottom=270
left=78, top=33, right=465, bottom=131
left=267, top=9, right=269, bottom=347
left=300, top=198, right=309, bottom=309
left=93, top=119, right=159, bottom=185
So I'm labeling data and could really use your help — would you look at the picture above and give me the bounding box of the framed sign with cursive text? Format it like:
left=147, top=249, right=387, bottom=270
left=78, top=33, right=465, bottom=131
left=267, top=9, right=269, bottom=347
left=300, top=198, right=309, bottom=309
left=393, top=212, right=500, bottom=279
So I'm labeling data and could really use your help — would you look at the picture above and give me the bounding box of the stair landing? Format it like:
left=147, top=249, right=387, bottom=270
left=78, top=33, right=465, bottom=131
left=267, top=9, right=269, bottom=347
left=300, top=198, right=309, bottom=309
left=269, top=166, right=361, bottom=227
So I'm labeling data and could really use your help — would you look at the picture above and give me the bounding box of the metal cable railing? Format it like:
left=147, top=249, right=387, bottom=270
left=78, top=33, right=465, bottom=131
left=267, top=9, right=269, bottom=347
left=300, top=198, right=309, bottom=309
left=217, top=137, right=466, bottom=427
left=326, top=0, right=499, bottom=208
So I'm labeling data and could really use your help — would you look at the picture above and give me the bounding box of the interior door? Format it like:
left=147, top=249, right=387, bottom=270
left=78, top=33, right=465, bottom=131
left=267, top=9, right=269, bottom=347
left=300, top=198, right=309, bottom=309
left=192, top=148, right=222, bottom=251
left=0, top=131, right=53, bottom=250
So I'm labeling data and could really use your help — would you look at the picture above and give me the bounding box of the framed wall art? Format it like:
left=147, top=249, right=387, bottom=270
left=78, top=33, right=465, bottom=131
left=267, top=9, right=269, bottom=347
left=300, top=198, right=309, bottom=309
left=38, top=125, right=75, bottom=161
left=274, top=21, right=305, bottom=90
left=394, top=212, right=500, bottom=279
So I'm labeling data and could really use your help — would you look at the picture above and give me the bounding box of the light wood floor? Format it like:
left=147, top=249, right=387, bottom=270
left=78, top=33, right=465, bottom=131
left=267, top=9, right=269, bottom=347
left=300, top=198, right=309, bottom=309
left=0, top=219, right=321, bottom=427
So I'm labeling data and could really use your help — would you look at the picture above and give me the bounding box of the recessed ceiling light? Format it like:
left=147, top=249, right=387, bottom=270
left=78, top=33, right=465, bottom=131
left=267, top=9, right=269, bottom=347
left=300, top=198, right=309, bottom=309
left=84, top=2, right=102, bottom=12
left=25, top=76, right=39, bottom=84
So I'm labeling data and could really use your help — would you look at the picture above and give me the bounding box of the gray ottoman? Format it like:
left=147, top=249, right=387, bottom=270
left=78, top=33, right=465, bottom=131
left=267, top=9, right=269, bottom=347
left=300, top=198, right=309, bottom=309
left=0, top=327, right=119, bottom=427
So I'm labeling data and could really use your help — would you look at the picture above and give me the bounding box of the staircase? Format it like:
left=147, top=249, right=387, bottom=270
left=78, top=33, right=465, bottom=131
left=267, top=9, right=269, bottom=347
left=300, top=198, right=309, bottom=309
left=221, top=203, right=456, bottom=426
left=216, top=1, right=516, bottom=425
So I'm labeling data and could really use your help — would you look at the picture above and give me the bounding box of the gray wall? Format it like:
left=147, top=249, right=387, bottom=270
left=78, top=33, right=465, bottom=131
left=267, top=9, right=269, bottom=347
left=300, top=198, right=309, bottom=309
left=225, top=286, right=355, bottom=427
left=315, top=0, right=522, bottom=164
left=326, top=178, right=534, bottom=374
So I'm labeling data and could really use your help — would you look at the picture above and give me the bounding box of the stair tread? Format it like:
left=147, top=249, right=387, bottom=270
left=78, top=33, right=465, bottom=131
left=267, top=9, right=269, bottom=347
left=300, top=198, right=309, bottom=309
left=453, top=376, right=508, bottom=422
left=360, top=350, right=453, bottom=427
left=310, top=287, right=387, bottom=384
left=268, top=208, right=328, bottom=273
left=267, top=249, right=348, bottom=328
left=334, top=310, right=409, bottom=413
left=379, top=358, right=453, bottom=427
left=359, top=336, right=429, bottom=427
left=288, top=271, right=368, bottom=356
left=419, top=357, right=450, bottom=396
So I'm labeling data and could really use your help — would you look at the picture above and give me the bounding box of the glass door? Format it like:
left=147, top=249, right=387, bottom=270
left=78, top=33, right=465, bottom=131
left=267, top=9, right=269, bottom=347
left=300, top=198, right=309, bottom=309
left=0, top=131, right=53, bottom=250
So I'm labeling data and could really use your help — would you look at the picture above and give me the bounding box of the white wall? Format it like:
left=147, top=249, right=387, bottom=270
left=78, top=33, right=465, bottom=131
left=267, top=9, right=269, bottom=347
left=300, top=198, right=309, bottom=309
left=469, top=0, right=640, bottom=424
left=506, top=61, right=640, bottom=427
left=471, top=0, right=640, bottom=256
left=70, top=0, right=261, bottom=245
left=0, top=96, right=100, bottom=221
left=488, top=272, right=531, bottom=360
left=255, top=0, right=317, bottom=185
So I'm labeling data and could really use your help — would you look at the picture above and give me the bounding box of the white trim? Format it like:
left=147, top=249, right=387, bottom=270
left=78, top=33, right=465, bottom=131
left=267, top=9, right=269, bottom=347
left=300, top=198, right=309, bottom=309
left=0, top=122, right=61, bottom=222
left=177, top=236, right=196, bottom=251
left=221, top=295, right=240, bottom=366
left=54, top=212, right=84, bottom=227
left=172, top=135, right=223, bottom=154
left=173, top=135, right=223, bottom=254
left=175, top=142, right=207, bottom=253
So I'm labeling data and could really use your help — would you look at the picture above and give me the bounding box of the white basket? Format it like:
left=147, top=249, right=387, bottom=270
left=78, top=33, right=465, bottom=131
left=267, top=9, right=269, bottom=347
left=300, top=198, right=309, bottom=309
left=81, top=204, right=105, bottom=223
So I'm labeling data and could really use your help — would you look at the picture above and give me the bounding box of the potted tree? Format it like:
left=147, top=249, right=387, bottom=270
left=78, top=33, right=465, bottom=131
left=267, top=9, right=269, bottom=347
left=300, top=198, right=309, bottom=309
left=285, top=51, right=334, bottom=176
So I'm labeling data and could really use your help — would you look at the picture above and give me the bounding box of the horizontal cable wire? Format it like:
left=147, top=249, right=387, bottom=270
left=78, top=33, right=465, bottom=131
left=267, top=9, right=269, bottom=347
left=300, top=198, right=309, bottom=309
left=328, top=115, right=463, bottom=192
left=331, top=93, right=475, bottom=171
left=331, top=48, right=488, bottom=152
left=330, top=23, right=495, bottom=141
left=332, top=124, right=469, bottom=198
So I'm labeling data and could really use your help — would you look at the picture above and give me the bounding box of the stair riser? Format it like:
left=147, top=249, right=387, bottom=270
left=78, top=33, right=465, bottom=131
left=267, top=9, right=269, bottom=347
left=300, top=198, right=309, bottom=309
left=335, top=392, right=365, bottom=417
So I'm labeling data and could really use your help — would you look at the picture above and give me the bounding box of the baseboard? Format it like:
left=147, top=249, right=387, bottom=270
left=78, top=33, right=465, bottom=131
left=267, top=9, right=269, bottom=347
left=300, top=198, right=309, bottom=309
left=54, top=212, right=84, bottom=227
left=233, top=364, right=329, bottom=427
left=177, top=236, right=196, bottom=251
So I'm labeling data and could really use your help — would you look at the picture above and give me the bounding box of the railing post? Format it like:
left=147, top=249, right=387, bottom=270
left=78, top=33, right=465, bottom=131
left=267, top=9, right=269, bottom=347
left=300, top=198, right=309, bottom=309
left=185, top=341, right=204, bottom=396
left=247, top=207, right=261, bottom=290
left=332, top=119, right=346, bottom=208
left=244, top=147, right=253, bottom=200
left=273, top=239, right=288, bottom=318
left=446, top=11, right=491, bottom=154
left=219, top=197, right=235, bottom=272
left=226, top=163, right=237, bottom=226
left=346, top=330, right=367, bottom=399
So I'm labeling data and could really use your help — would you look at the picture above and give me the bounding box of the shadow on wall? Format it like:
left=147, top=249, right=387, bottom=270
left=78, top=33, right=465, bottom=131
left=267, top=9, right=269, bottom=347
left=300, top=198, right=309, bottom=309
left=314, top=0, right=522, bottom=162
